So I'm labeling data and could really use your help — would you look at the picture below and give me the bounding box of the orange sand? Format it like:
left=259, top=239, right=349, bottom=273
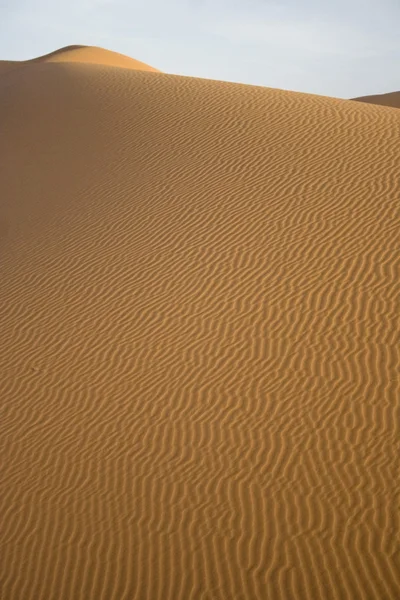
left=0, top=45, right=158, bottom=75
left=1, top=46, right=399, bottom=600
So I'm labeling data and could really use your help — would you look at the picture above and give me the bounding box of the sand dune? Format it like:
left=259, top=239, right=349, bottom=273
left=1, top=47, right=399, bottom=600
left=353, top=91, right=400, bottom=109
left=0, top=60, right=21, bottom=75
left=0, top=45, right=158, bottom=74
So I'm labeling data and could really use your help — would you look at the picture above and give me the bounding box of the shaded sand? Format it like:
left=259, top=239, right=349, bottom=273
left=353, top=91, right=400, bottom=109
left=1, top=48, right=399, bottom=600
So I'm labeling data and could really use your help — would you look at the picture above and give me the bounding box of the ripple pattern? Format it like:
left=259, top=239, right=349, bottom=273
left=1, top=61, right=400, bottom=599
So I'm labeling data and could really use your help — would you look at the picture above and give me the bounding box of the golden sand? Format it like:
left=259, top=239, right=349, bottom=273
left=1, top=46, right=399, bottom=600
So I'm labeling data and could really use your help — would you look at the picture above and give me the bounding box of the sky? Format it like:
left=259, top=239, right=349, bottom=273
left=0, top=0, right=399, bottom=98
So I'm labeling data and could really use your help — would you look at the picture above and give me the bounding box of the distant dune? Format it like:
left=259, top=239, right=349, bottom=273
left=0, top=44, right=159, bottom=73
left=353, top=90, right=400, bottom=108
left=1, top=46, right=399, bottom=600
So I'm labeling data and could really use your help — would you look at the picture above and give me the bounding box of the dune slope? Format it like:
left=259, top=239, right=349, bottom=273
left=0, top=45, right=158, bottom=74
left=353, top=90, right=400, bottom=109
left=0, top=52, right=399, bottom=600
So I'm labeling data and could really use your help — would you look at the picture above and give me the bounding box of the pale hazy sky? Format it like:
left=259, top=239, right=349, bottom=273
left=0, top=0, right=399, bottom=98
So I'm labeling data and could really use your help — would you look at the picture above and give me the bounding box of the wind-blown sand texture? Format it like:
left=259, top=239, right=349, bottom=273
left=354, top=91, right=400, bottom=109
left=1, top=46, right=399, bottom=600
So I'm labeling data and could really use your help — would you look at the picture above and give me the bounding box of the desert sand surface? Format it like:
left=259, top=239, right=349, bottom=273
left=0, top=45, right=158, bottom=74
left=354, top=91, right=400, bottom=109
left=1, top=46, right=399, bottom=600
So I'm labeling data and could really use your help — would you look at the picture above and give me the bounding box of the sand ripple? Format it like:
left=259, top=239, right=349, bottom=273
left=1, top=55, right=399, bottom=599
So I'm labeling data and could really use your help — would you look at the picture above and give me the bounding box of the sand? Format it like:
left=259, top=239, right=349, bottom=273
left=0, top=46, right=399, bottom=600
left=0, top=45, right=158, bottom=75
left=354, top=91, right=400, bottom=109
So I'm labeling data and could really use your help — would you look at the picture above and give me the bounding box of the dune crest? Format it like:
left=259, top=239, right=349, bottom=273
left=353, top=90, right=400, bottom=108
left=0, top=45, right=159, bottom=74
left=0, top=49, right=399, bottom=600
